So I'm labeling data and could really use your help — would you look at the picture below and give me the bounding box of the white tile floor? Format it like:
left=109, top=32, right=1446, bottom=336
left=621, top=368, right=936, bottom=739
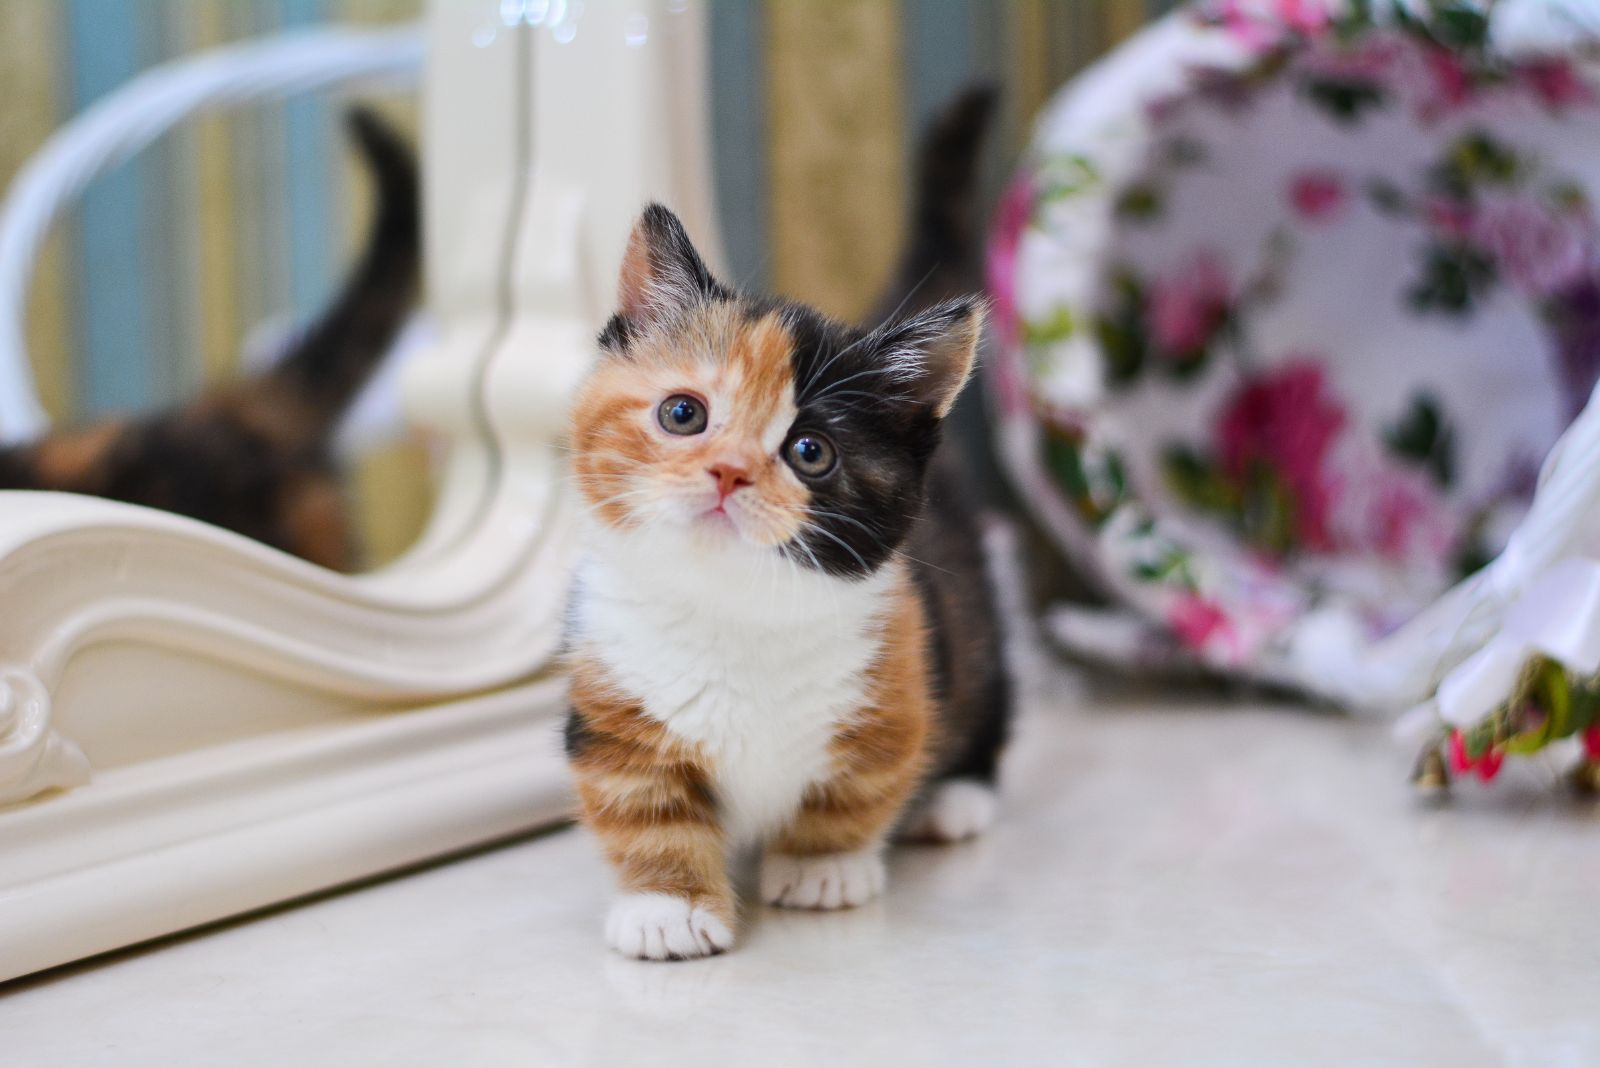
left=4, top=650, right=1600, bottom=1066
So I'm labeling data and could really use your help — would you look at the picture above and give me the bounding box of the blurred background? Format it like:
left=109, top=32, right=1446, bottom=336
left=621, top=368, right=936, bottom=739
left=0, top=0, right=1176, bottom=567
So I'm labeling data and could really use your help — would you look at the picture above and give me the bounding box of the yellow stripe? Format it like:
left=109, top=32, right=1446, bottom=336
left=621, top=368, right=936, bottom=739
left=766, top=0, right=905, bottom=323
left=0, top=0, right=71, bottom=424
left=1106, top=0, right=1149, bottom=44
left=336, top=0, right=422, bottom=24
left=1005, top=0, right=1052, bottom=141
left=188, top=0, right=242, bottom=385
left=351, top=441, right=434, bottom=568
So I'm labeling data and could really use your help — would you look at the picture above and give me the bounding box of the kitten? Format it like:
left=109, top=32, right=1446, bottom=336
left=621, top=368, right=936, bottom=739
left=563, top=202, right=1010, bottom=960
left=0, top=106, right=419, bottom=571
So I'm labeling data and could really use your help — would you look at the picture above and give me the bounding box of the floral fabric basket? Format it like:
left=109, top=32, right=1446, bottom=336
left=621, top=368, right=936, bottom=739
left=988, top=0, right=1600, bottom=787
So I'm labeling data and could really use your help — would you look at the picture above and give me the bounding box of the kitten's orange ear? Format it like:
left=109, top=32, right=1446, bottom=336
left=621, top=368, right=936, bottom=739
left=616, top=204, right=728, bottom=333
left=872, top=297, right=985, bottom=418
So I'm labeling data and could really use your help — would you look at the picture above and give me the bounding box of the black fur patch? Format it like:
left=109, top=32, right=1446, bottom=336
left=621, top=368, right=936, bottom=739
left=775, top=304, right=945, bottom=580
left=596, top=313, right=633, bottom=353
left=563, top=706, right=595, bottom=759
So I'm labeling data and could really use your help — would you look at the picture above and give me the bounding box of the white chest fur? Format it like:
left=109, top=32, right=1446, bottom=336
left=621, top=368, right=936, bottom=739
left=572, top=524, right=894, bottom=842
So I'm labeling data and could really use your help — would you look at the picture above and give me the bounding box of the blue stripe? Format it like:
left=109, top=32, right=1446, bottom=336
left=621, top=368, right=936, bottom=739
left=902, top=0, right=1006, bottom=232
left=141, top=4, right=187, bottom=402
left=902, top=0, right=980, bottom=140
left=226, top=1, right=271, bottom=343
left=253, top=4, right=292, bottom=327
left=65, top=0, right=151, bottom=418
left=709, top=3, right=768, bottom=291
left=280, top=0, right=331, bottom=323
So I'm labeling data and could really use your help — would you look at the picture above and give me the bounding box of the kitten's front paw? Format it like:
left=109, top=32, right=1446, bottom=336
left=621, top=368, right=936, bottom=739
left=605, top=893, right=734, bottom=961
left=761, top=848, right=886, bottom=910
left=902, top=779, right=998, bottom=843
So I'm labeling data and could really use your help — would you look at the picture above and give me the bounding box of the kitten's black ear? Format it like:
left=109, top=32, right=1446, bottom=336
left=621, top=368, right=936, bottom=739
left=616, top=204, right=728, bottom=332
left=871, top=296, right=985, bottom=418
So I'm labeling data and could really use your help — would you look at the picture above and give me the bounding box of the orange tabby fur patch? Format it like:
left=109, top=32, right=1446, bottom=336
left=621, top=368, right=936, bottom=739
left=571, top=310, right=809, bottom=546
left=567, top=657, right=735, bottom=925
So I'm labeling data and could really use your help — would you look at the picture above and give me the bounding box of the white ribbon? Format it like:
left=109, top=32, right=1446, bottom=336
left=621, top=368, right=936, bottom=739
left=1433, top=557, right=1600, bottom=727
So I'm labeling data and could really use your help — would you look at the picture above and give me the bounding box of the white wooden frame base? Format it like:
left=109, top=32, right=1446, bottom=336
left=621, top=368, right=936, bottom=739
left=1, top=681, right=569, bottom=982
left=0, top=0, right=723, bottom=982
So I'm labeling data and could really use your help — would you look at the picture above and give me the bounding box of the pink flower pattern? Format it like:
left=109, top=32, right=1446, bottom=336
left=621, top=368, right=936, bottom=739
left=1288, top=169, right=1347, bottom=222
left=1520, top=58, right=1592, bottom=110
left=1210, top=0, right=1333, bottom=52
left=1148, top=251, right=1232, bottom=358
left=1469, top=194, right=1590, bottom=297
left=1167, top=594, right=1239, bottom=662
left=1216, top=361, right=1346, bottom=550
left=1419, top=46, right=1473, bottom=119
left=987, top=175, right=1034, bottom=353
left=1332, top=452, right=1459, bottom=564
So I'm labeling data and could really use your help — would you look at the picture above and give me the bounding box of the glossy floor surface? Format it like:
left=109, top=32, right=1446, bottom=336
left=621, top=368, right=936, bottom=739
left=4, top=643, right=1598, bottom=1066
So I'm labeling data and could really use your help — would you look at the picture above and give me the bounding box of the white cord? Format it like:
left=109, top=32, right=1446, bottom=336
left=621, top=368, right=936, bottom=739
left=0, top=22, right=424, bottom=443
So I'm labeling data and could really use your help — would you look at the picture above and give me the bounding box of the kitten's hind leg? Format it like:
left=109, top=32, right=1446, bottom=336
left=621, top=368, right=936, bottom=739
left=900, top=778, right=999, bottom=843
left=902, top=651, right=1009, bottom=845
left=901, top=689, right=1007, bottom=845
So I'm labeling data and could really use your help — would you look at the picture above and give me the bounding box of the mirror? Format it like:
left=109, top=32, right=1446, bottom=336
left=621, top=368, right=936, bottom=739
left=0, top=0, right=430, bottom=573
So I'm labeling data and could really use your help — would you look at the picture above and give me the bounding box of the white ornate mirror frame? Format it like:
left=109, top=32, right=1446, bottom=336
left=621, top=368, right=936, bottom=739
left=0, top=0, right=726, bottom=982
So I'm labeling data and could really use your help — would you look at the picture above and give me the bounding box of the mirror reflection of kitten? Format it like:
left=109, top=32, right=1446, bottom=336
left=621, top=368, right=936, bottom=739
left=564, top=194, right=1009, bottom=958
left=0, top=107, right=419, bottom=571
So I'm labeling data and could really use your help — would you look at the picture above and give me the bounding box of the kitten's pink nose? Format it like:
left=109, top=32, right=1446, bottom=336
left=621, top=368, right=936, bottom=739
left=707, top=463, right=752, bottom=499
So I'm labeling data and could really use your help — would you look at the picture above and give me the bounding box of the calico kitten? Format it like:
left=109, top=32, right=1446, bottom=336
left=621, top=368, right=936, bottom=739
left=563, top=203, right=1010, bottom=961
left=0, top=106, right=419, bottom=571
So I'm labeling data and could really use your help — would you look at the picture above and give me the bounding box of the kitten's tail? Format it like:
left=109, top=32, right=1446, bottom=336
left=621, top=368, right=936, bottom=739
left=869, top=83, right=998, bottom=324
left=266, top=105, right=421, bottom=439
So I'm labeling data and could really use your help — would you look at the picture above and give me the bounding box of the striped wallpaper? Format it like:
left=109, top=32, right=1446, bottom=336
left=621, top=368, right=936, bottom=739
left=715, top=0, right=1177, bottom=319
left=0, top=0, right=1170, bottom=563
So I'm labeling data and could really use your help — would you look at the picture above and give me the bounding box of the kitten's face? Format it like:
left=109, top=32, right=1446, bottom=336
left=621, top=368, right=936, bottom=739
left=571, top=205, right=981, bottom=580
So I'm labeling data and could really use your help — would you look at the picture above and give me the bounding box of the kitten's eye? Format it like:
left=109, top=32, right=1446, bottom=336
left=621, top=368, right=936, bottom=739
left=657, top=394, right=708, bottom=435
left=784, top=433, right=837, bottom=478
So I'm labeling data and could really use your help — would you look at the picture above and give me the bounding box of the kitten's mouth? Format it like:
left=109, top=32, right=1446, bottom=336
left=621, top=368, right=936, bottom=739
left=699, top=504, right=738, bottom=533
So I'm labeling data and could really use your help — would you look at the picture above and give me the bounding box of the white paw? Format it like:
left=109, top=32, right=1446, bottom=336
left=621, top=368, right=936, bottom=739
left=604, top=893, right=734, bottom=961
left=761, top=848, right=886, bottom=910
left=903, top=780, right=998, bottom=843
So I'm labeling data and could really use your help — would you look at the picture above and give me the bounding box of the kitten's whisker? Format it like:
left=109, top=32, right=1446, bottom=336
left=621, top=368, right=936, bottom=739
left=573, top=448, right=652, bottom=471
left=803, top=264, right=940, bottom=402
left=579, top=487, right=655, bottom=513
left=801, top=335, right=873, bottom=402
left=805, top=507, right=887, bottom=547
left=805, top=505, right=951, bottom=576
left=795, top=534, right=844, bottom=621
left=802, top=523, right=872, bottom=577
left=871, top=263, right=939, bottom=337
left=807, top=364, right=903, bottom=403
left=812, top=389, right=911, bottom=408
left=894, top=548, right=957, bottom=577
